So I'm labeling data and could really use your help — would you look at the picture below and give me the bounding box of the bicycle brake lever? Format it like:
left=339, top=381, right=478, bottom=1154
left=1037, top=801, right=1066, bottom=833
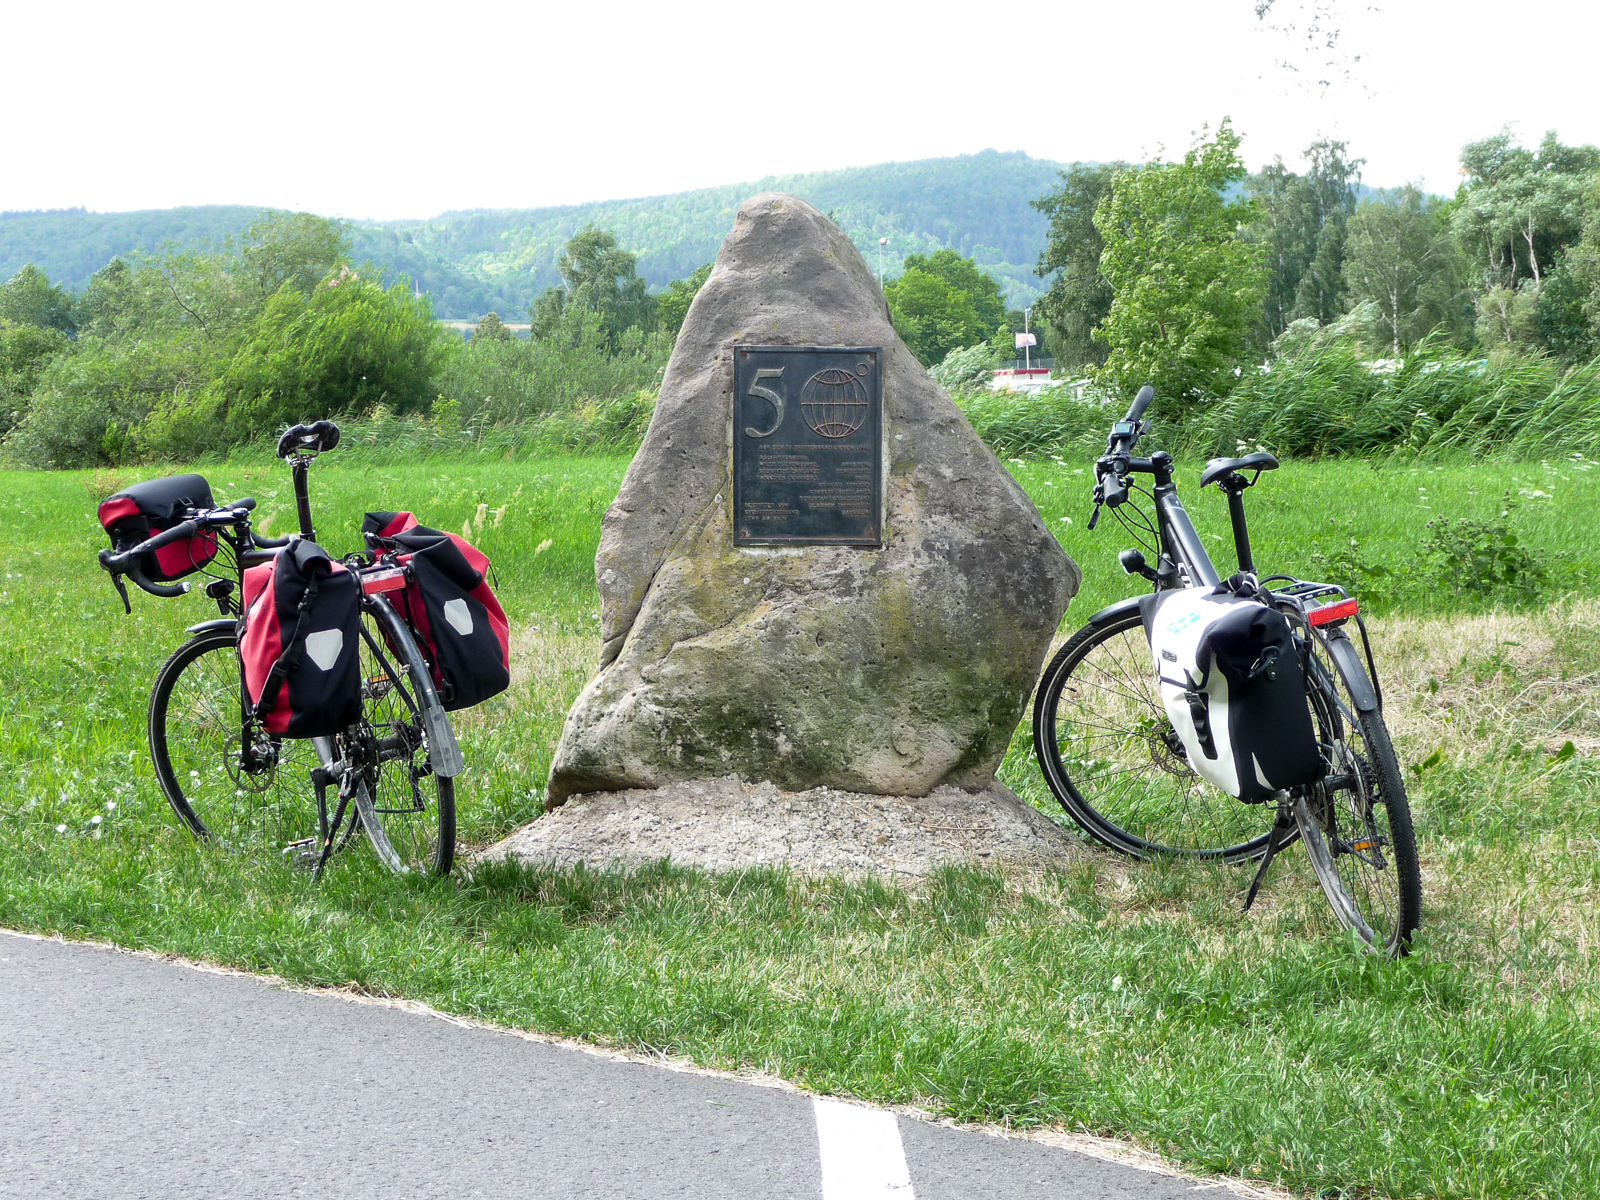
left=1087, top=502, right=1102, bottom=532
left=109, top=572, right=132, bottom=615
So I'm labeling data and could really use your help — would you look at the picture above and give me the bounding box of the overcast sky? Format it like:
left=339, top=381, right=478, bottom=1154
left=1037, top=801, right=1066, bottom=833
left=5, top=0, right=1597, bottom=219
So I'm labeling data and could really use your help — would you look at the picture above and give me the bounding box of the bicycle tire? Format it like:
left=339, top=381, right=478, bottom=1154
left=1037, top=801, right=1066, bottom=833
left=1032, top=609, right=1274, bottom=862
left=353, top=603, right=456, bottom=876
left=148, top=628, right=325, bottom=851
left=1294, top=627, right=1422, bottom=956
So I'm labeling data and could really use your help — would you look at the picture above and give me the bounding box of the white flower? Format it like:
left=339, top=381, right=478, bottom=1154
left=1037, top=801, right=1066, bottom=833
left=106, top=801, right=116, bottom=811
left=90, top=815, right=102, bottom=826
left=190, top=770, right=200, bottom=778
left=56, top=824, right=67, bottom=834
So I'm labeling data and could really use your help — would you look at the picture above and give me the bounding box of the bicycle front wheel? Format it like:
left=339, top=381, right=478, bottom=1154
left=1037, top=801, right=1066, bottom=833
left=1295, top=625, right=1422, bottom=956
left=352, top=603, right=456, bottom=876
left=149, top=628, right=325, bottom=851
left=1033, top=609, right=1273, bottom=861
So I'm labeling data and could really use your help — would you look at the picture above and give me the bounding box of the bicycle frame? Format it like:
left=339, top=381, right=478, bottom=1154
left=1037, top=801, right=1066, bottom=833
left=1106, top=447, right=1384, bottom=718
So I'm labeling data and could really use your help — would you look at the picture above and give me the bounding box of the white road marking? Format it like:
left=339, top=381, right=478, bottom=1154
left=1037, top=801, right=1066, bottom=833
left=813, top=1096, right=915, bottom=1199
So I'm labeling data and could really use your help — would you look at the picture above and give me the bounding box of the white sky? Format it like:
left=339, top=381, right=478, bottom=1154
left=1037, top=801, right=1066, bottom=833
left=4, top=0, right=1597, bottom=219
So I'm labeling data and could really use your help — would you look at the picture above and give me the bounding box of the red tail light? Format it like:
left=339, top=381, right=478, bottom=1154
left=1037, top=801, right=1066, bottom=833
left=360, top=568, right=407, bottom=595
left=1307, top=597, right=1359, bottom=626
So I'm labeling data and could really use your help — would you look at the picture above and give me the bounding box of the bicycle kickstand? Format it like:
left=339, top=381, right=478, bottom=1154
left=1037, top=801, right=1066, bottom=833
left=1242, top=796, right=1297, bottom=913
left=311, top=766, right=350, bottom=880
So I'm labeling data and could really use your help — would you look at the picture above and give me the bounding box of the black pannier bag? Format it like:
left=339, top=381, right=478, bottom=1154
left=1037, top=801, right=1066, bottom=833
left=362, top=512, right=510, bottom=712
left=240, top=540, right=363, bottom=738
left=97, top=473, right=220, bottom=581
left=1146, top=583, right=1324, bottom=802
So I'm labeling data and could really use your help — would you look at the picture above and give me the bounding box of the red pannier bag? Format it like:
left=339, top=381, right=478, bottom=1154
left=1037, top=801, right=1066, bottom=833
left=240, top=540, right=362, bottom=738
left=97, top=473, right=220, bottom=581
left=361, top=511, right=510, bottom=712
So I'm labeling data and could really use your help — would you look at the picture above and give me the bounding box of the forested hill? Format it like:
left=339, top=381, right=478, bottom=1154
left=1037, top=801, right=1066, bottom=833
left=0, top=150, right=1067, bottom=320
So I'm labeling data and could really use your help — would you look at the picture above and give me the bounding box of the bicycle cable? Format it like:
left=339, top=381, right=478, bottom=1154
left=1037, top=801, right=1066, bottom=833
left=1112, top=480, right=1160, bottom=555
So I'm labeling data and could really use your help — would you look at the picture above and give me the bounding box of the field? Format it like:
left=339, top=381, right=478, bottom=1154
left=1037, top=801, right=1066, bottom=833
left=3, top=449, right=1598, bottom=1198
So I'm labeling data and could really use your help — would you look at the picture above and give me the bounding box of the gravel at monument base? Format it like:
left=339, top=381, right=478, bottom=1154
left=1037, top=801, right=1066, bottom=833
left=483, top=778, right=1087, bottom=875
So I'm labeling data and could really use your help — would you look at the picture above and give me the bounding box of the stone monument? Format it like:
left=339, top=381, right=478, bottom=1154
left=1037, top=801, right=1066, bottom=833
left=490, top=193, right=1082, bottom=874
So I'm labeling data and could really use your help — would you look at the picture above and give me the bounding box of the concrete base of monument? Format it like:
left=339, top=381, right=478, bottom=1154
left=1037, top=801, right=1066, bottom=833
left=479, top=777, right=1088, bottom=877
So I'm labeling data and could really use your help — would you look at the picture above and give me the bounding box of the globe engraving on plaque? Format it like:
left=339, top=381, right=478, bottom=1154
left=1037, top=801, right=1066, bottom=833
left=733, top=346, right=883, bottom=547
left=800, top=366, right=871, bottom=438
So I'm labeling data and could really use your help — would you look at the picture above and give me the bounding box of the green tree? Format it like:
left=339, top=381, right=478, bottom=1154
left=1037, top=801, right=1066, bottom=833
left=242, top=211, right=350, bottom=301
left=1342, top=187, right=1460, bottom=357
left=1246, top=139, right=1363, bottom=337
left=1094, top=121, right=1266, bottom=401
left=1565, top=179, right=1600, bottom=352
left=657, top=263, right=711, bottom=336
left=533, top=226, right=655, bottom=350
left=1032, top=163, right=1125, bottom=370
left=899, top=250, right=1008, bottom=333
left=1454, top=128, right=1598, bottom=292
left=884, top=268, right=986, bottom=367
left=0, top=265, right=75, bottom=332
left=0, top=319, right=70, bottom=437
left=471, top=311, right=515, bottom=342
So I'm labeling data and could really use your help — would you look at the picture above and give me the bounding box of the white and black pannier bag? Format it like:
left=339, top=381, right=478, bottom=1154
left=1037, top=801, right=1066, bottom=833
left=1144, top=584, right=1324, bottom=802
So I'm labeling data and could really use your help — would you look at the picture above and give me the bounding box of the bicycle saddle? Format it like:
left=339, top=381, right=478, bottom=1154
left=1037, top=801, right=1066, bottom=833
left=276, top=420, right=342, bottom=459
left=1200, top=450, right=1279, bottom=489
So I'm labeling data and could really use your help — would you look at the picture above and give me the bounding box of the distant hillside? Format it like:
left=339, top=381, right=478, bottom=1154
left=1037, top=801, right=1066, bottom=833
left=1, top=150, right=1071, bottom=320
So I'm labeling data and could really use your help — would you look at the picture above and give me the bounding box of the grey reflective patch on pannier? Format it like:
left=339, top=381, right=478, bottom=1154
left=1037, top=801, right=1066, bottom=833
left=304, top=629, right=345, bottom=671
left=443, top=597, right=474, bottom=636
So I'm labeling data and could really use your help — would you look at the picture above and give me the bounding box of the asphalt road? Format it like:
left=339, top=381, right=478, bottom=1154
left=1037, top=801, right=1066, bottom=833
left=2, top=931, right=1226, bottom=1199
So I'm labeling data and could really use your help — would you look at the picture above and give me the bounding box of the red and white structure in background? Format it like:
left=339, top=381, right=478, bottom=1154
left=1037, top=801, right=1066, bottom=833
left=989, top=307, right=1064, bottom=395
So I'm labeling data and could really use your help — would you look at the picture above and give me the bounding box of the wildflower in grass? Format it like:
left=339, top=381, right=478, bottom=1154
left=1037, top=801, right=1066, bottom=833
left=90, top=815, right=102, bottom=826
left=106, top=801, right=115, bottom=811
left=55, top=824, right=66, bottom=834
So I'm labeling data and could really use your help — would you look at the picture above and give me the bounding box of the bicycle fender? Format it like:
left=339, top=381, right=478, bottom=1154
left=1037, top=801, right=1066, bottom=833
left=184, top=618, right=238, bottom=636
left=1087, top=595, right=1146, bottom=627
left=1326, top=632, right=1380, bottom=713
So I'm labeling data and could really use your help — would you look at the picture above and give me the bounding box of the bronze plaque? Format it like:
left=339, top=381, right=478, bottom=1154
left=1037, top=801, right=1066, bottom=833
left=732, top=346, right=883, bottom=546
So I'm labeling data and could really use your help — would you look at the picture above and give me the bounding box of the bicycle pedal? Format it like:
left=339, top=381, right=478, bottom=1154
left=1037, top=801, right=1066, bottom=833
left=282, top=838, right=320, bottom=871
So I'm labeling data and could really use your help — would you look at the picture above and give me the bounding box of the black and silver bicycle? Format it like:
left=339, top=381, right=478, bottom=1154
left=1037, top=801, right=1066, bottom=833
left=97, top=421, right=461, bottom=876
left=1032, top=386, right=1422, bottom=955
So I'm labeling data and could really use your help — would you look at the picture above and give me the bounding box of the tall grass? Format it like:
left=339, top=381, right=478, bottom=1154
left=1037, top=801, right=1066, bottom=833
left=437, top=320, right=669, bottom=426
left=1191, top=342, right=1600, bottom=459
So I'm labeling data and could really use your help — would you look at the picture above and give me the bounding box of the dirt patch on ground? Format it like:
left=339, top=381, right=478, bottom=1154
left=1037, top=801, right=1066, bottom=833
left=1371, top=598, right=1600, bottom=757
left=480, top=777, right=1087, bottom=877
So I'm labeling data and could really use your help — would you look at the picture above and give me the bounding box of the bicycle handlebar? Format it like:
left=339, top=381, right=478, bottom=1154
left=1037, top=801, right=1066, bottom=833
left=1089, top=384, right=1156, bottom=524
left=1125, top=384, right=1155, bottom=425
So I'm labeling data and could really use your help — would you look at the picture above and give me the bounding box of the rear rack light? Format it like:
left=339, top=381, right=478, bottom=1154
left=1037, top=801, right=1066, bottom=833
left=360, top=568, right=407, bottom=595
left=1307, top=597, right=1359, bottom=626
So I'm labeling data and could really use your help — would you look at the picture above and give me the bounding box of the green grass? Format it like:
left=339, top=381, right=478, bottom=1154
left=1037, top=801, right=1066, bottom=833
left=4, top=450, right=1599, bottom=1198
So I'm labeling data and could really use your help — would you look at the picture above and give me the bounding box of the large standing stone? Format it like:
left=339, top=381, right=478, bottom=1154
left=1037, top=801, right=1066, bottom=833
left=546, top=193, right=1079, bottom=805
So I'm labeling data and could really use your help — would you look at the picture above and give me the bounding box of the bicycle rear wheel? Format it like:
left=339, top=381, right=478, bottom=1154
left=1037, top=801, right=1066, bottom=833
left=1033, top=609, right=1273, bottom=861
left=149, top=628, right=325, bottom=852
left=1294, top=624, right=1422, bottom=956
left=352, top=603, right=456, bottom=876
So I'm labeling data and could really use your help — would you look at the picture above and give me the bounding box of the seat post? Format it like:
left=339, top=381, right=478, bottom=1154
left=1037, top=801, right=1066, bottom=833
left=1221, top=475, right=1254, bottom=575
left=292, top=459, right=316, bottom=543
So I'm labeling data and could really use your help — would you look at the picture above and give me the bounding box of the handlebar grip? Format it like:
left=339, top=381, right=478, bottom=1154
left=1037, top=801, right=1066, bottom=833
left=252, top=532, right=292, bottom=548
left=1125, top=385, right=1155, bottom=424
left=226, top=497, right=257, bottom=512
left=126, top=563, right=189, bottom=599
left=1102, top=474, right=1129, bottom=509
